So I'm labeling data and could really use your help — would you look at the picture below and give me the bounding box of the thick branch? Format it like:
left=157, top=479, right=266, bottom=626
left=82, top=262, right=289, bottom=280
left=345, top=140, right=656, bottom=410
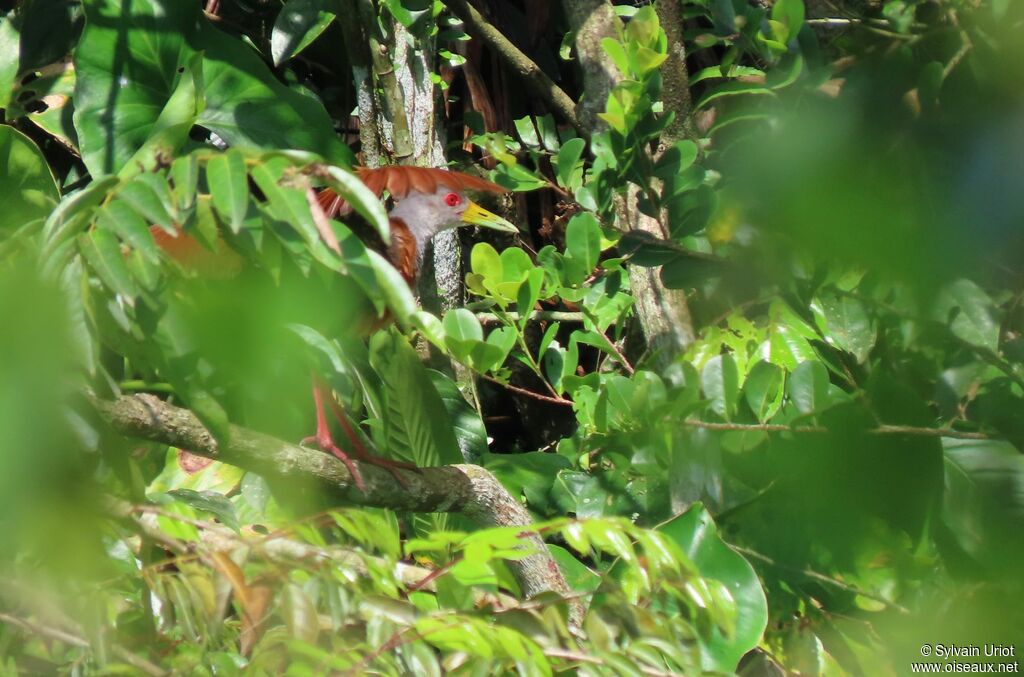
left=92, top=394, right=574, bottom=610
left=445, top=0, right=583, bottom=135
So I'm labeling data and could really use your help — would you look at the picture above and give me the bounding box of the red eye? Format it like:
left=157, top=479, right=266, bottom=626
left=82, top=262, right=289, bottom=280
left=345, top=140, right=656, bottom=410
left=444, top=192, right=461, bottom=207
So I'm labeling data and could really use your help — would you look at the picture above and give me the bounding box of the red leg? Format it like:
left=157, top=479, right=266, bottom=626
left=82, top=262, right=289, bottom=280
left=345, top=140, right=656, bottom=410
left=301, top=377, right=418, bottom=490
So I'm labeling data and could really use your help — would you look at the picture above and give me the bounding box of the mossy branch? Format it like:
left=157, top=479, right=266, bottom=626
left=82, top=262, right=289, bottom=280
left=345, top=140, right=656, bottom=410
left=92, top=394, right=578, bottom=620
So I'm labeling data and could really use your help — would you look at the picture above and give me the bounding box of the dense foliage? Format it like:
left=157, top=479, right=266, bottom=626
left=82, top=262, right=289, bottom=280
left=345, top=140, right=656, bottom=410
left=1, top=0, right=1021, bottom=674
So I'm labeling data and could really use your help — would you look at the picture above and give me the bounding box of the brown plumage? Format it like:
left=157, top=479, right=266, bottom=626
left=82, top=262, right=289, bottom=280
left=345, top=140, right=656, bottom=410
left=317, top=165, right=506, bottom=220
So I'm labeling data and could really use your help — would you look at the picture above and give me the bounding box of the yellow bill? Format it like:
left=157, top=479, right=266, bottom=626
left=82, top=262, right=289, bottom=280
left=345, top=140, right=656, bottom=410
left=461, top=201, right=519, bottom=233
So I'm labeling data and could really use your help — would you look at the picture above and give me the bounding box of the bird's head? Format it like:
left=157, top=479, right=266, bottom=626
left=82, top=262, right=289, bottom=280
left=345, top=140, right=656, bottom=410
left=397, top=186, right=519, bottom=237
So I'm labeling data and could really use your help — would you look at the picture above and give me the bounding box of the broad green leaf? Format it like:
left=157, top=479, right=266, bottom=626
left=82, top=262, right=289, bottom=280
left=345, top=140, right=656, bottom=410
left=494, top=163, right=548, bottom=192
left=119, top=52, right=205, bottom=179
left=470, top=242, right=503, bottom=285
left=936, top=279, right=1000, bottom=353
left=788, top=360, right=829, bottom=414
left=323, top=166, right=391, bottom=244
left=428, top=369, right=488, bottom=463
left=381, top=0, right=434, bottom=37
left=942, top=438, right=1024, bottom=574
left=283, top=584, right=320, bottom=644
left=367, top=248, right=418, bottom=325
left=168, top=488, right=241, bottom=533
left=744, top=361, right=784, bottom=422
left=690, top=65, right=765, bottom=84
left=370, top=331, right=462, bottom=468
left=535, top=114, right=560, bottom=152
left=702, top=354, right=740, bottom=420
left=772, top=0, right=805, bottom=38
left=0, top=17, right=19, bottom=110
left=171, top=154, right=199, bottom=211
left=555, top=137, right=586, bottom=189
left=811, top=291, right=876, bottom=363
left=659, top=504, right=768, bottom=673
left=512, top=116, right=540, bottom=148
left=443, top=308, right=484, bottom=343
left=271, top=0, right=336, bottom=66
left=565, top=212, right=602, bottom=279
left=74, top=0, right=352, bottom=176
left=98, top=199, right=160, bottom=264
left=695, top=81, right=775, bottom=111
left=117, top=174, right=177, bottom=234
left=0, top=125, right=60, bottom=233
left=206, top=149, right=249, bottom=233
left=79, top=229, right=139, bottom=302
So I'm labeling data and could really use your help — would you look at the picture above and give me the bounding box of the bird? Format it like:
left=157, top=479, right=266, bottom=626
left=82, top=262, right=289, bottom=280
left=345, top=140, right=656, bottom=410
left=152, top=164, right=518, bottom=490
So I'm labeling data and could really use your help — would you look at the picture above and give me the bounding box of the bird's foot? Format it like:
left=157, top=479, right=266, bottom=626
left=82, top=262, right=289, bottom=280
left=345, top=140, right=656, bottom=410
left=305, top=377, right=420, bottom=491
left=301, top=431, right=367, bottom=492
left=300, top=428, right=419, bottom=491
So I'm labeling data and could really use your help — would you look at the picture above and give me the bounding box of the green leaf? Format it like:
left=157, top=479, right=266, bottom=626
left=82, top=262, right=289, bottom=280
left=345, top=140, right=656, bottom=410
left=74, top=0, right=352, bottom=176
left=428, top=369, right=488, bottom=463
left=0, top=125, right=60, bottom=234
left=251, top=161, right=343, bottom=271
left=443, top=308, right=484, bottom=343
left=367, top=248, right=418, bottom=325
left=0, top=18, right=20, bottom=111
left=97, top=200, right=160, bottom=264
left=79, top=229, right=139, bottom=302
left=744, top=361, right=784, bottom=422
left=535, top=114, right=560, bottom=152
left=565, top=212, right=602, bottom=278
left=271, top=0, right=336, bottom=66
left=788, top=360, right=829, bottom=415
left=370, top=331, right=463, bottom=468
left=493, top=163, right=548, bottom=192
left=942, top=438, right=1024, bottom=574
left=702, top=354, right=740, bottom=420
left=555, top=138, right=586, bottom=189
left=513, top=116, right=540, bottom=148
left=206, top=149, right=250, bottom=234
left=659, top=504, right=768, bottom=673
left=935, top=279, right=1000, bottom=353
left=171, top=154, right=199, bottom=211
left=117, top=174, right=177, bottom=234
left=548, top=544, right=601, bottom=593
left=119, top=52, right=206, bottom=179
left=323, top=166, right=391, bottom=244
left=772, top=0, right=805, bottom=38
left=381, top=0, right=434, bottom=37
left=811, top=291, right=876, bottom=363
left=168, top=488, right=240, bottom=533
left=470, top=242, right=503, bottom=285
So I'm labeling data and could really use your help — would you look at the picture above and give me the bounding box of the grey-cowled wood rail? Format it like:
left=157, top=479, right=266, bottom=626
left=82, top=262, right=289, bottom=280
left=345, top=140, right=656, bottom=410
left=153, top=165, right=517, bottom=490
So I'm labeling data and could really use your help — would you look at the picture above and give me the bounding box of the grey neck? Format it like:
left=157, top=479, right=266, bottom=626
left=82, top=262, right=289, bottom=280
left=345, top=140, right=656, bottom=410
left=389, top=197, right=448, bottom=266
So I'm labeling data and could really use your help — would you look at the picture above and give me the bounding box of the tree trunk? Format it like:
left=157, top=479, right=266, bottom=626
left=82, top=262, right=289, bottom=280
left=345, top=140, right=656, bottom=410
left=562, top=0, right=697, bottom=368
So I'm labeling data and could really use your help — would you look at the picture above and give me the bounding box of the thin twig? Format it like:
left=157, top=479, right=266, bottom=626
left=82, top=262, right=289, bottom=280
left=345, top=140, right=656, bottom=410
left=476, top=310, right=585, bottom=324
left=681, top=419, right=990, bottom=440
left=731, top=546, right=910, bottom=614
left=0, top=611, right=168, bottom=676
left=478, top=373, right=575, bottom=406
left=544, top=648, right=682, bottom=677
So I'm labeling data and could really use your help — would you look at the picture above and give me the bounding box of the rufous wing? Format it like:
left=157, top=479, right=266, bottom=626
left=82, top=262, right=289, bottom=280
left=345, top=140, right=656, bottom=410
left=319, top=166, right=507, bottom=219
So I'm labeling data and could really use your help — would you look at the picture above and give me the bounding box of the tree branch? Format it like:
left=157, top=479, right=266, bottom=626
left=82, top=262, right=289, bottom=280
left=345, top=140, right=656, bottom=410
left=92, top=394, right=577, bottom=619
left=445, top=0, right=583, bottom=135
